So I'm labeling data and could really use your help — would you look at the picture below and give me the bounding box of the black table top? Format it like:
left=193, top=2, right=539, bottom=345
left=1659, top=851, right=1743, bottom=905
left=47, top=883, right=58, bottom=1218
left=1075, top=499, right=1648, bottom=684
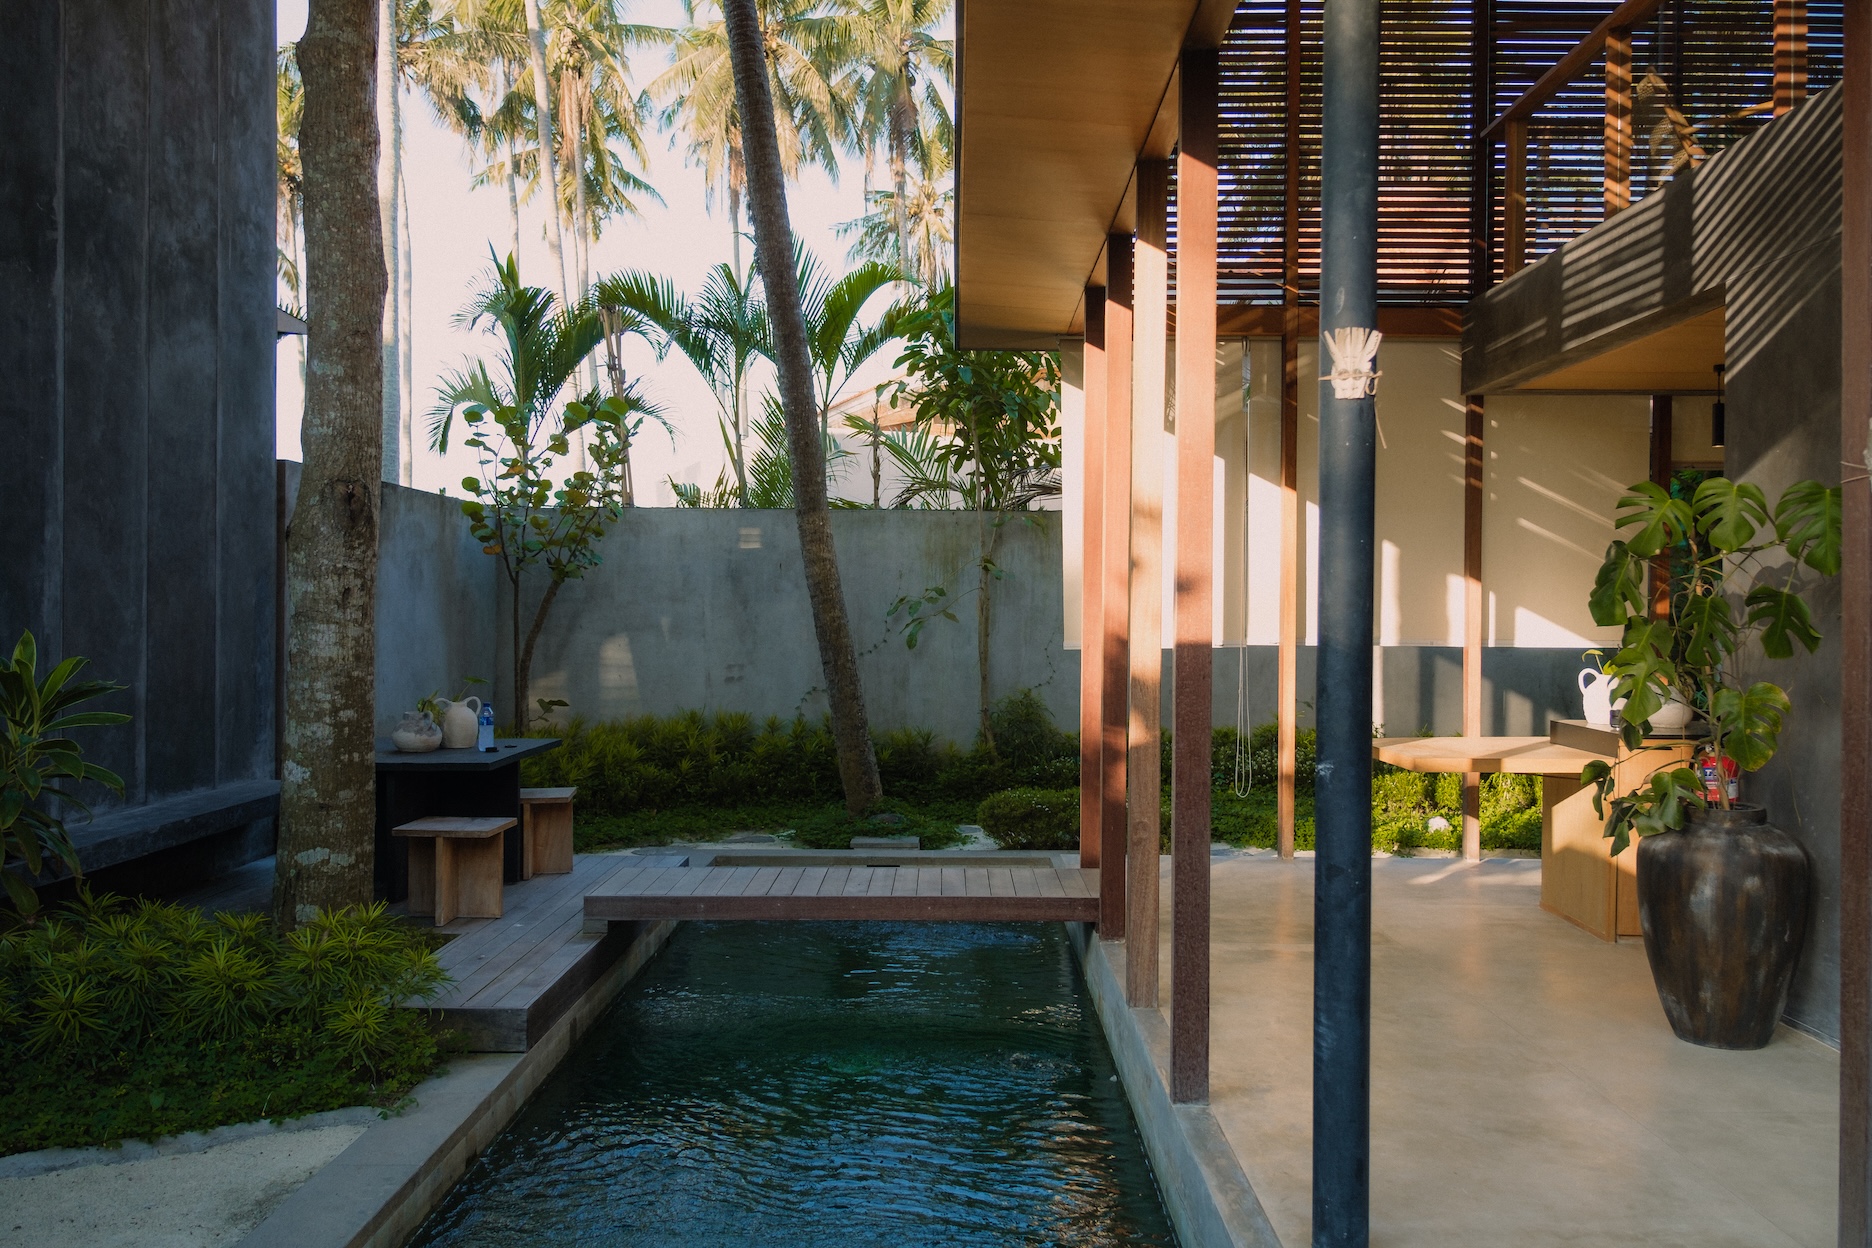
left=374, top=737, right=562, bottom=772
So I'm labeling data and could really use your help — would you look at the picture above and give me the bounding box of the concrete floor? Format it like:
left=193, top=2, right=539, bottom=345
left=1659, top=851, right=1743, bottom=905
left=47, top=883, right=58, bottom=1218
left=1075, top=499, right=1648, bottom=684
left=1164, top=852, right=1838, bottom=1247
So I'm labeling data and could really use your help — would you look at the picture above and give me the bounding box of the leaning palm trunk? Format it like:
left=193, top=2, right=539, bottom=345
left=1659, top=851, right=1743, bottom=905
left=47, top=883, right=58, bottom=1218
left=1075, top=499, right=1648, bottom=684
left=376, top=0, right=401, bottom=484
left=399, top=146, right=414, bottom=484
left=721, top=0, right=881, bottom=813
left=277, top=0, right=387, bottom=928
left=500, top=66, right=523, bottom=261
left=521, top=0, right=571, bottom=310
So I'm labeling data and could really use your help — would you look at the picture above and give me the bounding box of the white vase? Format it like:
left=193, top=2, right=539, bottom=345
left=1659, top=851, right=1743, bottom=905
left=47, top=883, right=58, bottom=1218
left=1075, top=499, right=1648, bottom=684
left=1649, top=692, right=1695, bottom=731
left=437, top=696, right=482, bottom=749
left=1579, top=669, right=1620, bottom=727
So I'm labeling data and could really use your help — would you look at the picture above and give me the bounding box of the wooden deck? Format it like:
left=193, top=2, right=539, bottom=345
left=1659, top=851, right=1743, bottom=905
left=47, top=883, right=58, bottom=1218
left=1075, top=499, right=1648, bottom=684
left=583, top=862, right=1101, bottom=923
left=412, top=852, right=679, bottom=1051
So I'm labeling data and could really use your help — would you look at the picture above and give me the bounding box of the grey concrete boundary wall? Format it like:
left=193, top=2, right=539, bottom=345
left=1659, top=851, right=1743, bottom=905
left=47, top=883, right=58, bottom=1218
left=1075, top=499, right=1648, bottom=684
left=1461, top=88, right=1844, bottom=1041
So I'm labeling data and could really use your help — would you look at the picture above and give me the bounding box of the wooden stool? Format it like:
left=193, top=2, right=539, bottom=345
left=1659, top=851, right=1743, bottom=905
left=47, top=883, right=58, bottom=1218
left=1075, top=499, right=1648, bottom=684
left=519, top=787, right=576, bottom=878
left=393, top=816, right=515, bottom=926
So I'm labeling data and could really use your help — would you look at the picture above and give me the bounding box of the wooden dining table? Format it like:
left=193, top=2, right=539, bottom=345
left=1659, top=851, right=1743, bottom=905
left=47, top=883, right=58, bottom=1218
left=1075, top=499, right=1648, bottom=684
left=372, top=736, right=561, bottom=903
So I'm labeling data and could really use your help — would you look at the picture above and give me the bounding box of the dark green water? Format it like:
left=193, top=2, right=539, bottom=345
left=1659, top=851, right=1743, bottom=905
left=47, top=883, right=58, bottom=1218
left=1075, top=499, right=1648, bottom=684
left=411, top=921, right=1177, bottom=1247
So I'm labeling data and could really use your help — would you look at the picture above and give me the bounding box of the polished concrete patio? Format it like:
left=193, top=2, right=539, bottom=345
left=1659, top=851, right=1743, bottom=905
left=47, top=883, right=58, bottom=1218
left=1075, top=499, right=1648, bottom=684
left=1163, top=852, right=1838, bottom=1247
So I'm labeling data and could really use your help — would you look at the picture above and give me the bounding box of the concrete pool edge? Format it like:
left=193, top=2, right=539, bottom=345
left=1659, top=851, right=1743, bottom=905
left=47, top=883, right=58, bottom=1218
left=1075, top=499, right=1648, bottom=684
left=1067, top=922, right=1282, bottom=1248
left=237, top=919, right=678, bottom=1248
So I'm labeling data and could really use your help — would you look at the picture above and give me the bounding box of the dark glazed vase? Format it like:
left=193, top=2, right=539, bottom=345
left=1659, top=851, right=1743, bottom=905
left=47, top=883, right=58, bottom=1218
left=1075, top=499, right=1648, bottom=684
left=1636, top=804, right=1810, bottom=1049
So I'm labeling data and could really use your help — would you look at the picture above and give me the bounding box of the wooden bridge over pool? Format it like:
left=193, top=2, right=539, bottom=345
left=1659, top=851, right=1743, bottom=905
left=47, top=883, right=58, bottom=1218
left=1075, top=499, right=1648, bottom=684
left=409, top=849, right=1098, bottom=1051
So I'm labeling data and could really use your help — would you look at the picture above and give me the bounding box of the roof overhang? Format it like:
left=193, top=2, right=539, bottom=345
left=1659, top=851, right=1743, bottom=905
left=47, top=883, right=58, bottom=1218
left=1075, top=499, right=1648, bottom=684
left=954, top=0, right=1235, bottom=348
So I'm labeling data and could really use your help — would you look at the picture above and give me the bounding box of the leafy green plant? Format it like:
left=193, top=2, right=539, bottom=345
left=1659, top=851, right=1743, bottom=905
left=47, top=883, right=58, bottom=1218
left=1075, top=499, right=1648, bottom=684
left=430, top=252, right=656, bottom=731
left=1, top=632, right=129, bottom=912
left=0, top=896, right=446, bottom=1153
left=976, top=788, right=1079, bottom=851
left=417, top=677, right=488, bottom=721
left=1582, top=476, right=1841, bottom=850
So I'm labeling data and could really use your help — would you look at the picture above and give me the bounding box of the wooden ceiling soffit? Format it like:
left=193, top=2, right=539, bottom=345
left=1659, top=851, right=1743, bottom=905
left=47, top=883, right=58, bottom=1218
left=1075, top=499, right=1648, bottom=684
left=956, top=0, right=1202, bottom=348
left=1513, top=305, right=1727, bottom=392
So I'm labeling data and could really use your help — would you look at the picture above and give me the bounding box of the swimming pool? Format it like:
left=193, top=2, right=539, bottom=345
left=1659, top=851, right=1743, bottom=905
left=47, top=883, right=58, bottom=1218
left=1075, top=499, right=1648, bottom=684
left=410, top=919, right=1177, bottom=1246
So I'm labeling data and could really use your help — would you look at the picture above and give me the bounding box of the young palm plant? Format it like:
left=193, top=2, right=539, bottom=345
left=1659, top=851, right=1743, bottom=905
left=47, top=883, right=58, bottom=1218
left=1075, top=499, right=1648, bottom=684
left=1582, top=476, right=1842, bottom=851
left=0, top=633, right=128, bottom=913
left=430, top=252, right=653, bottom=730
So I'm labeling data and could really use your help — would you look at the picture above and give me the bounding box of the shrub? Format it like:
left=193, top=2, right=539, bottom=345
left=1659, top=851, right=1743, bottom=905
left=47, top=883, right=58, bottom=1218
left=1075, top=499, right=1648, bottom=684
left=977, top=788, right=1080, bottom=851
left=0, top=895, right=447, bottom=1154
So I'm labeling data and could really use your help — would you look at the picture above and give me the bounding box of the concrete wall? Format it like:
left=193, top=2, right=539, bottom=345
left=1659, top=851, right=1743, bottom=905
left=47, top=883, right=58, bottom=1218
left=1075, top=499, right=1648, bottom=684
left=1463, top=88, right=1844, bottom=1041
left=497, top=509, right=1073, bottom=745
left=1, top=0, right=276, bottom=822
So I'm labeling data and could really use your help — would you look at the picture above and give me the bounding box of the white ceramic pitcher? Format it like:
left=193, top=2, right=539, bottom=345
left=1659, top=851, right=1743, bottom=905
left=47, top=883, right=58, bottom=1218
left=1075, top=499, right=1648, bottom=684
left=437, top=696, right=482, bottom=749
left=1579, top=668, right=1620, bottom=727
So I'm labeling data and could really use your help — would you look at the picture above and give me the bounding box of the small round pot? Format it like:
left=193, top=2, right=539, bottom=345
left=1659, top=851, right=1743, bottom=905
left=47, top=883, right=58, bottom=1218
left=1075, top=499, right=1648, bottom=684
left=1636, top=804, right=1810, bottom=1049
left=392, top=711, right=443, bottom=753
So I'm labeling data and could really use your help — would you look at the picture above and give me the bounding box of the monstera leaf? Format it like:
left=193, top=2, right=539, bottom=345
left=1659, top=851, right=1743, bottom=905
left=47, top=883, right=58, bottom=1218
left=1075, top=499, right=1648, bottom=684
left=1744, top=585, right=1823, bottom=659
left=1675, top=591, right=1737, bottom=668
left=1614, top=482, right=1694, bottom=557
left=1775, top=480, right=1843, bottom=576
left=1608, top=618, right=1677, bottom=731
left=1711, top=682, right=1791, bottom=772
left=1692, top=477, right=1770, bottom=552
left=1589, top=540, right=1649, bottom=628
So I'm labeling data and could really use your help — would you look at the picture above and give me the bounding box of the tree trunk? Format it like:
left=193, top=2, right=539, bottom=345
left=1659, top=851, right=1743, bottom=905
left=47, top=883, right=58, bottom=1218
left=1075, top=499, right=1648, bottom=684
left=721, top=0, right=881, bottom=813
left=521, top=0, right=571, bottom=310
left=276, top=0, right=386, bottom=929
left=977, top=512, right=1002, bottom=748
left=890, top=95, right=911, bottom=272
left=500, top=66, right=522, bottom=262
left=376, top=0, right=400, bottom=485
left=517, top=578, right=565, bottom=733
left=399, top=146, right=414, bottom=485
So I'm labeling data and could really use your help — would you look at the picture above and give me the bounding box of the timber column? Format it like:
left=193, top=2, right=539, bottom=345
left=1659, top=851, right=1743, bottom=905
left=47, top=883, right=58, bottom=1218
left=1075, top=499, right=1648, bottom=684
left=1101, top=240, right=1136, bottom=939
left=1127, top=161, right=1170, bottom=1008
left=1172, top=46, right=1218, bottom=1104
left=1314, top=0, right=1381, bottom=1241
left=1079, top=286, right=1109, bottom=869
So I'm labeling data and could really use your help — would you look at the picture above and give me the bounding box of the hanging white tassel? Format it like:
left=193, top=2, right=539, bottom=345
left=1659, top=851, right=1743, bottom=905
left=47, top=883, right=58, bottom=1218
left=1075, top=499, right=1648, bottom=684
left=1321, top=327, right=1384, bottom=399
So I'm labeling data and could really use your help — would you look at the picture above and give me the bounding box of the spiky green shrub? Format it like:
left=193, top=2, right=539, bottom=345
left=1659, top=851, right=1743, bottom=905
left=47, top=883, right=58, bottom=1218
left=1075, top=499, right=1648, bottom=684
left=0, top=895, right=447, bottom=1154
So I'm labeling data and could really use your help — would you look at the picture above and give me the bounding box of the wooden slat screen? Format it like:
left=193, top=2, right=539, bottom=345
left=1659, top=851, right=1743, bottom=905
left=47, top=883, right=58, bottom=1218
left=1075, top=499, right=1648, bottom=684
left=1170, top=0, right=1842, bottom=305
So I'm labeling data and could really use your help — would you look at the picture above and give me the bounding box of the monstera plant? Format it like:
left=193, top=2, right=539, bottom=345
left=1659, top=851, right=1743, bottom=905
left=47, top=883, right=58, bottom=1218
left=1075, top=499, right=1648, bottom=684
left=1581, top=475, right=1841, bottom=1050
left=1581, top=477, right=1840, bottom=848
left=0, top=632, right=128, bottom=912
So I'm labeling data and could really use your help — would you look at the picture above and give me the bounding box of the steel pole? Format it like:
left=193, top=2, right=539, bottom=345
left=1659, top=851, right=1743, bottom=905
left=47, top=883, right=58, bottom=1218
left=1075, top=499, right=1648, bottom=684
left=1313, top=0, right=1380, bottom=1243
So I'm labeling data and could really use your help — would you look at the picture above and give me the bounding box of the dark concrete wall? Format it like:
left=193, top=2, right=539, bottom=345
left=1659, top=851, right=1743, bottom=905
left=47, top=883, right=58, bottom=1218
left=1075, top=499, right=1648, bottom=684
left=1463, top=88, right=1845, bottom=1042
left=0, top=0, right=276, bottom=817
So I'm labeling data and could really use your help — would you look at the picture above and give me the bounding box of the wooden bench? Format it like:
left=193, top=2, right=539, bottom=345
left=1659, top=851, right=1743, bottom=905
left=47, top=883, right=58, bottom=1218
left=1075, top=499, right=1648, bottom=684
left=393, top=816, right=515, bottom=926
left=519, top=787, right=576, bottom=879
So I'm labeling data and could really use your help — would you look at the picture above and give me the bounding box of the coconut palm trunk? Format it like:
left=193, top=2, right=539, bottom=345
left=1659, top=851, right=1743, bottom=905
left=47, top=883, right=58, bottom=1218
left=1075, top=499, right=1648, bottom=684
left=277, top=0, right=387, bottom=927
left=377, top=0, right=401, bottom=484
left=399, top=160, right=414, bottom=485
left=521, top=0, right=572, bottom=309
left=720, top=0, right=881, bottom=813
left=500, top=66, right=523, bottom=261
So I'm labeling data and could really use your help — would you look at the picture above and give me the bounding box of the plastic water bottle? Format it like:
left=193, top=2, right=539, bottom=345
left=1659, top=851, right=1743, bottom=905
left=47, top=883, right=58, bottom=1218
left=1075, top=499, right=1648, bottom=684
left=477, top=702, right=496, bottom=751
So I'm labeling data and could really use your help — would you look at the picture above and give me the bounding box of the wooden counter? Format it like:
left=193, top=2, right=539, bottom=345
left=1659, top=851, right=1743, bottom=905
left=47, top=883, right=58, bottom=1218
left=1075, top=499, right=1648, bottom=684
left=1373, top=727, right=1697, bottom=942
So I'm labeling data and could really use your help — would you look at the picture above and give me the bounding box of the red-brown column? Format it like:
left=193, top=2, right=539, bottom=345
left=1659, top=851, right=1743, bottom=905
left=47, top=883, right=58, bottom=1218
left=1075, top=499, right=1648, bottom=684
left=1277, top=0, right=1303, bottom=860
left=1838, top=0, right=1871, bottom=1239
left=1172, top=46, right=1218, bottom=1104
left=1102, top=241, right=1135, bottom=939
left=1079, top=288, right=1109, bottom=870
left=1462, top=396, right=1485, bottom=862
left=1775, top=0, right=1808, bottom=117
left=1128, top=160, right=1170, bottom=1009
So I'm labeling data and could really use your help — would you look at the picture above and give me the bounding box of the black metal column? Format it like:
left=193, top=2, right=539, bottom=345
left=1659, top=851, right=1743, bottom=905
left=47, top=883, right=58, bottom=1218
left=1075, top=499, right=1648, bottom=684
left=1313, top=0, right=1380, bottom=1243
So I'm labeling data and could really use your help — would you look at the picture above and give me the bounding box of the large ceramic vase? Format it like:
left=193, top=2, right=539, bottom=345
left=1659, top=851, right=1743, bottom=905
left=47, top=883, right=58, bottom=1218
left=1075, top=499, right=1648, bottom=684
left=1636, top=804, right=1810, bottom=1049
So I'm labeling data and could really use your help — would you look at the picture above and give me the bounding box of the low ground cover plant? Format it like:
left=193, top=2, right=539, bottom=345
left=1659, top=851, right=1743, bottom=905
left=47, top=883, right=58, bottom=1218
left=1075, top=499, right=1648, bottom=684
left=526, top=697, right=1539, bottom=855
left=0, top=895, right=448, bottom=1155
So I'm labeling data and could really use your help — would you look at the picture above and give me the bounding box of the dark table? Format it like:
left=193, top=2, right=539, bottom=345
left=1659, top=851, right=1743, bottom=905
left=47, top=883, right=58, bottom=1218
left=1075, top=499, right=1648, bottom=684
left=373, top=737, right=561, bottom=902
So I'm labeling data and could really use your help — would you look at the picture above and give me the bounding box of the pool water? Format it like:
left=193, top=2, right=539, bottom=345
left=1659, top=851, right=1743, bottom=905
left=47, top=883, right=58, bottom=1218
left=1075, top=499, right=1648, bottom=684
left=411, top=921, right=1178, bottom=1247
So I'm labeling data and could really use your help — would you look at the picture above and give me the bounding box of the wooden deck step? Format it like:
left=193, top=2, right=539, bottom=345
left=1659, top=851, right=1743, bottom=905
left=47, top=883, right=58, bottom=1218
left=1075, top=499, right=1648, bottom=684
left=584, top=863, right=1100, bottom=923
left=408, top=852, right=681, bottom=1051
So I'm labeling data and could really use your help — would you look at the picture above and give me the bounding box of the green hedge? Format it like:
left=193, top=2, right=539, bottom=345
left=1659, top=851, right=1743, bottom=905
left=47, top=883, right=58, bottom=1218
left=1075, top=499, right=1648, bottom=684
left=0, top=896, right=447, bottom=1155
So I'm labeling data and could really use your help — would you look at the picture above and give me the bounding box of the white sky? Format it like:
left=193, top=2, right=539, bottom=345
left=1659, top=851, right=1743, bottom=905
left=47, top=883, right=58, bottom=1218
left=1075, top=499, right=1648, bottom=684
left=275, top=0, right=922, bottom=504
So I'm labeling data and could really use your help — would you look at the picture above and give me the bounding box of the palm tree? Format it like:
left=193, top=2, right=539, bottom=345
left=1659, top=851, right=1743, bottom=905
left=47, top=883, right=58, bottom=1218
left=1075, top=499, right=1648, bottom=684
left=789, top=248, right=910, bottom=443
left=276, top=44, right=306, bottom=313
left=836, top=129, right=951, bottom=285
left=720, top=0, right=881, bottom=813
left=592, top=264, right=769, bottom=505
left=277, top=0, right=388, bottom=925
left=651, top=0, right=853, bottom=277
left=840, top=0, right=951, bottom=268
